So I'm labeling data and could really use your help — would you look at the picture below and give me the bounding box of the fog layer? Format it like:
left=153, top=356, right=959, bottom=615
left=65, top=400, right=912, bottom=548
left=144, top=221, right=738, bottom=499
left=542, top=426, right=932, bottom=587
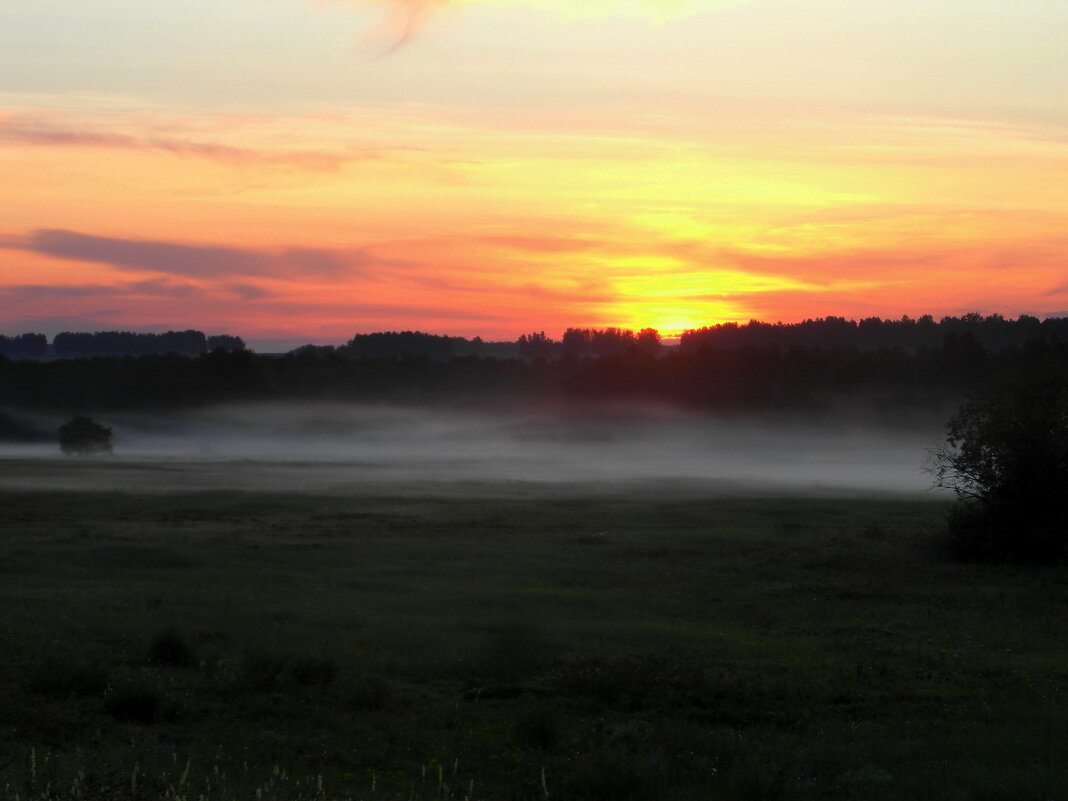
left=0, top=403, right=943, bottom=497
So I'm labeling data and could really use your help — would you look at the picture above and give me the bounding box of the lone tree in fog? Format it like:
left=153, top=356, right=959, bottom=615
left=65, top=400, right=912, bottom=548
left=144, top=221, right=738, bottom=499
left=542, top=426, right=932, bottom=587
left=932, top=376, right=1068, bottom=561
left=58, top=416, right=113, bottom=456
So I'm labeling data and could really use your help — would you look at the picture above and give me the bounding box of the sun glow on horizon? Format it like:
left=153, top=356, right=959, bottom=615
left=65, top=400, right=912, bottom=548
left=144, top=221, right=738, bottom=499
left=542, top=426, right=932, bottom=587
left=2, top=0, right=1068, bottom=345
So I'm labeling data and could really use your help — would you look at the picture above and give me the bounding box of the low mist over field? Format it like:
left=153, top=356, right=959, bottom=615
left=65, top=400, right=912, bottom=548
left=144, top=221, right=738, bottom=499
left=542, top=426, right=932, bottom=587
left=0, top=403, right=940, bottom=496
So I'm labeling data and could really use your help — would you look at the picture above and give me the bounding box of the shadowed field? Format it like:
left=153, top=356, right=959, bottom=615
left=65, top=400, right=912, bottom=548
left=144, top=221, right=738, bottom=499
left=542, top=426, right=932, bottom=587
left=1, top=490, right=1066, bottom=800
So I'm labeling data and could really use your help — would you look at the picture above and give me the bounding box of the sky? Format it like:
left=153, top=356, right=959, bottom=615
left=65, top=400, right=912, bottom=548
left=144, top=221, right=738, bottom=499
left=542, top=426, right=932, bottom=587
left=2, top=0, right=1067, bottom=349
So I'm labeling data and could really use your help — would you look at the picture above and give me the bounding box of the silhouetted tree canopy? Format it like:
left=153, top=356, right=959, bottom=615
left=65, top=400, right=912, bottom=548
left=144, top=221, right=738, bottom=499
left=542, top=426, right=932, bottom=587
left=517, top=331, right=555, bottom=359
left=637, top=328, right=662, bottom=352
left=680, top=313, right=1068, bottom=352
left=0, top=315, right=1066, bottom=421
left=58, top=416, right=113, bottom=456
left=561, top=327, right=639, bottom=357
left=206, top=334, right=247, bottom=352
left=0, top=333, right=47, bottom=359
left=52, top=330, right=209, bottom=357
left=0, top=330, right=1063, bottom=415
left=0, top=329, right=244, bottom=358
left=340, top=331, right=459, bottom=360
left=4, top=314, right=1066, bottom=364
left=932, top=376, right=1068, bottom=562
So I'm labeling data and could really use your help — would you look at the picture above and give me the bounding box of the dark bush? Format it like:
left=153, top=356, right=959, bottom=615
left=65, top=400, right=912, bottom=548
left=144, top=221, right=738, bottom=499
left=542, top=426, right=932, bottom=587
left=58, top=415, right=113, bottom=455
left=932, top=376, right=1068, bottom=561
left=149, top=627, right=196, bottom=667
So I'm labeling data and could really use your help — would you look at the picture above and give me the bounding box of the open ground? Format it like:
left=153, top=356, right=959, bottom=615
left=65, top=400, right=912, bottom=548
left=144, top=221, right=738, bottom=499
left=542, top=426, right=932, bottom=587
left=2, top=486, right=1067, bottom=800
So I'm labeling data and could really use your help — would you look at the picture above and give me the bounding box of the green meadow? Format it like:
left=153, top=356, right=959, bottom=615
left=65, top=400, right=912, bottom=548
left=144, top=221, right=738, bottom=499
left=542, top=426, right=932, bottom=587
left=1, top=489, right=1066, bottom=800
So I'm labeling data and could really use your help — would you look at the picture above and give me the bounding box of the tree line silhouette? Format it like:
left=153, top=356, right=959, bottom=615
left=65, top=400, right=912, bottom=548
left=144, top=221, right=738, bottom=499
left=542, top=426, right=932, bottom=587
left=679, top=313, right=1068, bottom=352
left=1, top=315, right=1066, bottom=417
left=0, top=330, right=245, bottom=359
left=528, top=314, right=1068, bottom=357
left=0, top=333, right=48, bottom=359
left=4, top=314, right=1067, bottom=361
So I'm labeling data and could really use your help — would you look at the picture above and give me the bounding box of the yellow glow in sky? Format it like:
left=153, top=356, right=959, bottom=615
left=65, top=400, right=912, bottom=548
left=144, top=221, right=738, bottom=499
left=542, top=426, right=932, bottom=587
left=2, top=0, right=1067, bottom=347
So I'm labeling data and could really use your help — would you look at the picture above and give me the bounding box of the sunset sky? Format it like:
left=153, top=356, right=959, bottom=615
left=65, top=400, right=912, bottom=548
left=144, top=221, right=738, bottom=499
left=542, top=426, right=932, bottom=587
left=2, top=0, right=1067, bottom=349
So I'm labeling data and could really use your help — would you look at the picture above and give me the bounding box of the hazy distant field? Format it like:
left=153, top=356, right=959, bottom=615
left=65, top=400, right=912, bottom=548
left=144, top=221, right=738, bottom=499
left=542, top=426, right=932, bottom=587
left=0, top=402, right=940, bottom=497
left=2, top=485, right=1067, bottom=800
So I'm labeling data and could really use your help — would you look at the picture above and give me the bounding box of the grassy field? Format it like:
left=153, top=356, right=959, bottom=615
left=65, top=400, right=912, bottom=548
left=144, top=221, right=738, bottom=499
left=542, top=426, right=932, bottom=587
left=1, top=489, right=1066, bottom=800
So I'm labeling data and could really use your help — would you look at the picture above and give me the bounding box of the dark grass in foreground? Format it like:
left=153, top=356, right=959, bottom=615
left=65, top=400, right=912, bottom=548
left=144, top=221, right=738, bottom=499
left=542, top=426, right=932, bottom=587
left=1, top=491, right=1066, bottom=800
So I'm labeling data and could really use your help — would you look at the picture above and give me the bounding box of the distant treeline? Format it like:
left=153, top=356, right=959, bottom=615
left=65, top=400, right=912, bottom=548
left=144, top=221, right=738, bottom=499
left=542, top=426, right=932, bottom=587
left=3, top=314, right=1068, bottom=424
left=321, top=315, right=1068, bottom=361
left=2, top=327, right=1067, bottom=422
left=340, top=331, right=476, bottom=360
left=0, top=330, right=245, bottom=358
left=542, top=314, right=1068, bottom=356
left=0, top=333, right=48, bottom=359
left=298, top=329, right=661, bottom=361
left=5, top=314, right=1067, bottom=362
left=678, top=314, right=1068, bottom=352
left=526, top=327, right=662, bottom=358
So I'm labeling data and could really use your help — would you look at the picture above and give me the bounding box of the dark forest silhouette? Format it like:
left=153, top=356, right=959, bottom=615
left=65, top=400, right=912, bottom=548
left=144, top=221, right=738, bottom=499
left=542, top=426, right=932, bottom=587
left=0, top=330, right=245, bottom=359
left=1, top=314, right=1066, bottom=417
left=5, top=313, right=1068, bottom=361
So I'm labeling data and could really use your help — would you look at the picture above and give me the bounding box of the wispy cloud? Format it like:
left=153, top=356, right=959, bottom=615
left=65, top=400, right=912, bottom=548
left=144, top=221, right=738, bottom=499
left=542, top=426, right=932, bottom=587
left=0, top=279, right=270, bottom=305
left=0, top=114, right=349, bottom=171
left=0, top=229, right=392, bottom=280
left=475, top=234, right=601, bottom=254
left=226, top=283, right=277, bottom=301
left=253, top=298, right=513, bottom=321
